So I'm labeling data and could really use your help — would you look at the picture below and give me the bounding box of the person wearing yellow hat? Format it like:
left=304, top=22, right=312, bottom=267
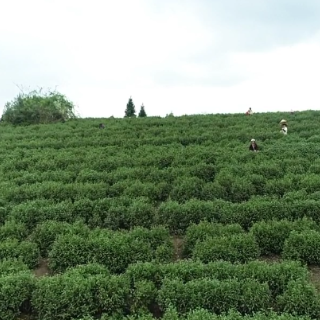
left=280, top=119, right=288, bottom=135
left=249, top=138, right=259, bottom=152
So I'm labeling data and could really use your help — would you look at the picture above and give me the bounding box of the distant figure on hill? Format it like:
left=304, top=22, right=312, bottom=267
left=249, top=139, right=259, bottom=152
left=246, top=107, right=253, bottom=115
left=280, top=119, right=288, bottom=135
left=99, top=123, right=105, bottom=129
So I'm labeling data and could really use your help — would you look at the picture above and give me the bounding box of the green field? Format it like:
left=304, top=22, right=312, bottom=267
left=1, top=110, right=320, bottom=320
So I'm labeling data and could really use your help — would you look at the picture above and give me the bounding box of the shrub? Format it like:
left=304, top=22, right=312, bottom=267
left=277, top=280, right=320, bottom=318
left=155, top=201, right=185, bottom=234
left=250, top=218, right=319, bottom=255
left=8, top=199, right=75, bottom=230
left=126, top=199, right=156, bottom=229
left=189, top=163, right=216, bottom=182
left=49, top=227, right=173, bottom=274
left=229, top=177, right=256, bottom=203
left=0, top=220, right=28, bottom=241
left=94, top=197, right=130, bottom=230
left=0, top=239, right=40, bottom=268
left=264, top=178, right=293, bottom=198
left=91, top=234, right=153, bottom=274
left=183, top=221, right=244, bottom=257
left=48, top=234, right=93, bottom=273
left=229, top=200, right=320, bottom=229
left=0, top=259, right=29, bottom=276
left=130, top=280, right=157, bottom=314
left=157, top=278, right=271, bottom=315
left=170, top=177, right=205, bottom=203
left=30, top=220, right=90, bottom=257
left=300, top=174, right=320, bottom=193
left=282, top=230, right=320, bottom=265
left=125, top=260, right=309, bottom=313
left=192, top=233, right=260, bottom=263
left=165, top=308, right=315, bottom=319
left=64, top=263, right=110, bottom=277
left=200, top=182, right=227, bottom=201
left=32, top=272, right=130, bottom=320
left=155, top=199, right=233, bottom=234
left=72, top=198, right=95, bottom=222
left=0, top=271, right=35, bottom=320
left=129, top=226, right=172, bottom=251
left=239, top=279, right=272, bottom=314
left=237, top=260, right=309, bottom=297
left=2, top=88, right=76, bottom=125
left=248, top=174, right=266, bottom=196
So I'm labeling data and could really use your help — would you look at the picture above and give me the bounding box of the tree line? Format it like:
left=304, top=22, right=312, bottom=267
left=125, top=97, right=147, bottom=118
left=1, top=88, right=147, bottom=125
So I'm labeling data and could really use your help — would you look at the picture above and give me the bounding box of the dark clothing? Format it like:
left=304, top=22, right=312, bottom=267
left=99, top=123, right=105, bottom=129
left=249, top=143, right=258, bottom=151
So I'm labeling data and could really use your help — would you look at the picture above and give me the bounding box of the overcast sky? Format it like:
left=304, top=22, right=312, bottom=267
left=1, top=0, right=320, bottom=118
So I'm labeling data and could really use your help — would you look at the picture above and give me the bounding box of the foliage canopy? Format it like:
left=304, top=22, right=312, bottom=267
left=2, top=88, right=77, bottom=125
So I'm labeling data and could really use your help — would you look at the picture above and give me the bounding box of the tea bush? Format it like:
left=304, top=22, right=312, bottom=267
left=125, top=260, right=308, bottom=298
left=157, top=278, right=272, bottom=315
left=32, top=271, right=130, bottom=320
left=73, top=309, right=314, bottom=319
left=0, top=111, right=320, bottom=319
left=0, top=220, right=28, bottom=241
left=277, top=280, right=320, bottom=319
left=183, top=221, right=244, bottom=257
left=282, top=230, right=320, bottom=265
left=0, top=271, right=35, bottom=320
left=30, top=220, right=90, bottom=257
left=49, top=226, right=174, bottom=273
left=250, top=218, right=319, bottom=255
left=0, top=239, right=40, bottom=268
left=0, top=259, right=30, bottom=275
left=192, top=233, right=260, bottom=263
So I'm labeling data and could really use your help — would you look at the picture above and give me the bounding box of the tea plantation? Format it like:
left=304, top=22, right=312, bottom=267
left=1, top=110, right=320, bottom=320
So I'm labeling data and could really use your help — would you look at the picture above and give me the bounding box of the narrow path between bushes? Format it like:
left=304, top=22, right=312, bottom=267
left=258, top=255, right=281, bottom=263
left=33, top=258, right=50, bottom=277
left=309, top=266, right=320, bottom=291
left=172, top=236, right=184, bottom=260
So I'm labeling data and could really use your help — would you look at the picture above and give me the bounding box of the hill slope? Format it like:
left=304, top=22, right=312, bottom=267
left=1, top=110, right=320, bottom=320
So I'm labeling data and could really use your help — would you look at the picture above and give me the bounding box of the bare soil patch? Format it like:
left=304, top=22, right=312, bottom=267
left=309, top=266, right=320, bottom=292
left=172, top=236, right=184, bottom=261
left=33, top=258, right=50, bottom=277
left=258, top=254, right=282, bottom=263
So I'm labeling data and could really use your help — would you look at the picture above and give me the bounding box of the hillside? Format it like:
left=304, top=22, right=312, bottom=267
left=1, top=110, right=320, bottom=320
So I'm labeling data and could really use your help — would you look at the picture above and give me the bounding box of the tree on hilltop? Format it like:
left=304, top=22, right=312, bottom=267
left=138, top=104, right=147, bottom=117
left=124, top=97, right=136, bottom=118
left=1, top=88, right=77, bottom=125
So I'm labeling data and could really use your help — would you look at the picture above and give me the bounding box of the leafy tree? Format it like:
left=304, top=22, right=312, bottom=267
left=1, top=88, right=77, bottom=125
left=124, top=97, right=136, bottom=118
left=138, top=104, right=147, bottom=117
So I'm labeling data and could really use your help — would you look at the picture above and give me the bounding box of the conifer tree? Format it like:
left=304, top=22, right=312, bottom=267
left=138, top=104, right=147, bottom=117
left=124, top=97, right=136, bottom=117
